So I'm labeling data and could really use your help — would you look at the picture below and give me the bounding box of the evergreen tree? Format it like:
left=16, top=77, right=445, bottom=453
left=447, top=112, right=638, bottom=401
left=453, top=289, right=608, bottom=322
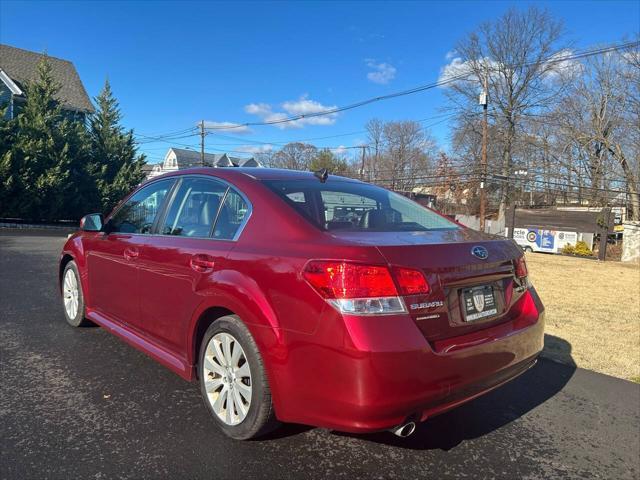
left=0, top=59, right=146, bottom=221
left=0, top=104, right=19, bottom=216
left=309, top=149, right=352, bottom=176
left=89, top=80, right=145, bottom=214
left=4, top=57, right=90, bottom=220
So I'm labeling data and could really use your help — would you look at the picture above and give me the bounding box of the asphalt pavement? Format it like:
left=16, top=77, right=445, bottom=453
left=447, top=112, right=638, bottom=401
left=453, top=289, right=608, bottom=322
left=1, top=231, right=638, bottom=480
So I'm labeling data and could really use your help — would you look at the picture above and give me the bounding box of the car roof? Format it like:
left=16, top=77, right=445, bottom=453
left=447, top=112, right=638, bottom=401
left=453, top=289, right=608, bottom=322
left=150, top=167, right=363, bottom=184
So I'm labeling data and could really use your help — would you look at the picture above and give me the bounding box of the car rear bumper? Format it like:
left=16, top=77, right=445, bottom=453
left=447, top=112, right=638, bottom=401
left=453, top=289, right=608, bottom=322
left=273, top=287, right=544, bottom=433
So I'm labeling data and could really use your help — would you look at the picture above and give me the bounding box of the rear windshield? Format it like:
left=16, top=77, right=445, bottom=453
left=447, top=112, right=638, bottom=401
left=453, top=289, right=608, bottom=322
left=263, top=179, right=459, bottom=232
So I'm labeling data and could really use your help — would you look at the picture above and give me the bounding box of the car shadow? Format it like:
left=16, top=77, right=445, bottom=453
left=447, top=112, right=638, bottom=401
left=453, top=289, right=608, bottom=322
left=541, top=333, right=577, bottom=367
left=259, top=422, right=315, bottom=440
left=332, top=335, right=576, bottom=450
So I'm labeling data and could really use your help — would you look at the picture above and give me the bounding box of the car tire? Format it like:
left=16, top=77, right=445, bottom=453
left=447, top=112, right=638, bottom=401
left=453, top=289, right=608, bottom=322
left=523, top=246, right=533, bottom=253
left=61, top=261, right=91, bottom=327
left=198, top=315, right=279, bottom=440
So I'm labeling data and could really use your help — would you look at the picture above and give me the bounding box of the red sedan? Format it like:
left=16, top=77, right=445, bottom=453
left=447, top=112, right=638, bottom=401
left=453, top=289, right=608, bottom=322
left=59, top=168, right=544, bottom=440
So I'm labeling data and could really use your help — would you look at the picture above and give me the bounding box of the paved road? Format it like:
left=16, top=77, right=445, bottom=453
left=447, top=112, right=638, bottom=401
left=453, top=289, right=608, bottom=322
left=1, top=231, right=639, bottom=480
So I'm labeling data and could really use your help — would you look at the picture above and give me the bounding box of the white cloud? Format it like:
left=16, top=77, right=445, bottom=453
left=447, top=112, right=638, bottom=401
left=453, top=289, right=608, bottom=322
left=331, top=145, right=348, bottom=156
left=542, top=49, right=582, bottom=80
left=438, top=49, right=581, bottom=87
left=244, top=103, right=272, bottom=116
left=282, top=97, right=331, bottom=116
left=365, top=60, right=396, bottom=84
left=445, top=50, right=457, bottom=60
left=438, top=57, right=485, bottom=86
left=202, top=121, right=252, bottom=134
left=235, top=144, right=274, bottom=154
left=244, top=95, right=338, bottom=129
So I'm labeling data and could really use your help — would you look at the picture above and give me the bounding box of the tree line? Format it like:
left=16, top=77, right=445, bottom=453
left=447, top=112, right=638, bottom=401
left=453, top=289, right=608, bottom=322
left=254, top=119, right=436, bottom=190
left=0, top=58, right=145, bottom=222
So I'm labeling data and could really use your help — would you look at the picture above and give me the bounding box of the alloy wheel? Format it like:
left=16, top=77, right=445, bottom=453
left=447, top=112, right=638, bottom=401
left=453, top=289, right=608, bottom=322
left=203, top=332, right=252, bottom=425
left=63, top=269, right=79, bottom=319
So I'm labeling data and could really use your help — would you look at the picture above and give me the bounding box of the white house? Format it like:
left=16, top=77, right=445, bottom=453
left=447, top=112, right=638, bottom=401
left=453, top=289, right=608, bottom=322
left=147, top=147, right=261, bottom=179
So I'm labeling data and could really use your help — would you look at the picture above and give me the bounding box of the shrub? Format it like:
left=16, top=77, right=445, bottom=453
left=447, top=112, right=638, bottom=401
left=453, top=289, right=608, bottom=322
left=561, top=241, right=593, bottom=257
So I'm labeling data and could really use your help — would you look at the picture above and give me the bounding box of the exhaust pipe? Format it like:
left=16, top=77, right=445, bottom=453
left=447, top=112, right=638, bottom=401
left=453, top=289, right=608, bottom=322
left=390, top=421, right=416, bottom=438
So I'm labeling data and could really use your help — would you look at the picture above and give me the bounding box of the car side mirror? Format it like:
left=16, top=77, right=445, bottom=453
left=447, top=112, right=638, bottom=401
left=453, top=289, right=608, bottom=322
left=80, top=213, right=104, bottom=232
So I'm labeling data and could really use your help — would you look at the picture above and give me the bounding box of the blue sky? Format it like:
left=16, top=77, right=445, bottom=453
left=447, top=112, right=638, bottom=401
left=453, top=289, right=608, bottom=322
left=1, top=0, right=638, bottom=164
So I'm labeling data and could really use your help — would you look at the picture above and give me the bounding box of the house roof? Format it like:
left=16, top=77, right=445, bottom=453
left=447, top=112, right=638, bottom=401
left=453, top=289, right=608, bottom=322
left=167, top=148, right=256, bottom=168
left=0, top=44, right=94, bottom=113
left=511, top=207, right=615, bottom=234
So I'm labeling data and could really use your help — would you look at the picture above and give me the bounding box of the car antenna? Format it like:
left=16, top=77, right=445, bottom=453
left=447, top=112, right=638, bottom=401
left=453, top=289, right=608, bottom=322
left=314, top=168, right=329, bottom=183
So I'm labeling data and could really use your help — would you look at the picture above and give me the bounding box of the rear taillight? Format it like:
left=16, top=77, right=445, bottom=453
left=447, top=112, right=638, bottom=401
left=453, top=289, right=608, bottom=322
left=303, top=261, right=397, bottom=298
left=514, top=256, right=528, bottom=279
left=393, top=267, right=430, bottom=295
left=303, top=261, right=406, bottom=315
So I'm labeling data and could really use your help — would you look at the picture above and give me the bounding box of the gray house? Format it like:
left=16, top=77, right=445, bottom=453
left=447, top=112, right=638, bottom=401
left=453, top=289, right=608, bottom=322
left=147, top=147, right=261, bottom=179
left=0, top=44, right=94, bottom=120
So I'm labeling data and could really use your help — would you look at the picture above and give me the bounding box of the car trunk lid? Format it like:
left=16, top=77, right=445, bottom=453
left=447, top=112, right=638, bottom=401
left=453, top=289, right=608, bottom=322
left=331, top=229, right=527, bottom=343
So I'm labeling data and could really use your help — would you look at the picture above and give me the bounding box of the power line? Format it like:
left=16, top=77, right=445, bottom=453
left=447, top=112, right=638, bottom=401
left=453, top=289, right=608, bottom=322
left=199, top=40, right=638, bottom=131
left=135, top=126, right=198, bottom=139
left=203, top=111, right=464, bottom=148
left=486, top=173, right=631, bottom=195
left=133, top=39, right=638, bottom=169
left=133, top=40, right=637, bottom=151
left=135, top=133, right=199, bottom=144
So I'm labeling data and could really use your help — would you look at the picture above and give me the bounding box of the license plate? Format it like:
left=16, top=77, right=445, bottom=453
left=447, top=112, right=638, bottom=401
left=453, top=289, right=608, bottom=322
left=462, top=285, right=497, bottom=321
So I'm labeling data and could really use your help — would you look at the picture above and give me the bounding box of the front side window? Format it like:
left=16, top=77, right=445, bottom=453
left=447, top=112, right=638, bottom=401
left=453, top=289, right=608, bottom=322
left=162, top=178, right=228, bottom=237
left=109, top=179, right=174, bottom=234
left=264, top=179, right=458, bottom=232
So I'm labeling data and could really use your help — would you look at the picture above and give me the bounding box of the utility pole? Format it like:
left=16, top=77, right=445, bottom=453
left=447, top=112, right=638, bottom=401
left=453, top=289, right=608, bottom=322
left=479, top=67, right=489, bottom=233
left=359, top=145, right=366, bottom=179
left=200, top=120, right=205, bottom=167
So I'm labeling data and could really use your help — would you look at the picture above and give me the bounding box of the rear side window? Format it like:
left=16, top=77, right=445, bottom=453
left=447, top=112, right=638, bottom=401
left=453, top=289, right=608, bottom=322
left=109, top=179, right=174, bottom=234
left=213, top=189, right=249, bottom=240
left=264, top=179, right=458, bottom=232
left=161, top=178, right=228, bottom=238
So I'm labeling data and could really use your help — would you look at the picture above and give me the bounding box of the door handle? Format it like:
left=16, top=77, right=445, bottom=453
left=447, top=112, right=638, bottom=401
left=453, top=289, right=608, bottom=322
left=190, top=254, right=215, bottom=273
left=124, top=246, right=139, bottom=261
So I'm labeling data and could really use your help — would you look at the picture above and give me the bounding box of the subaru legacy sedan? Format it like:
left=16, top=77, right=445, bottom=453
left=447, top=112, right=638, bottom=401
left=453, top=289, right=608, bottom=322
left=59, top=168, right=544, bottom=439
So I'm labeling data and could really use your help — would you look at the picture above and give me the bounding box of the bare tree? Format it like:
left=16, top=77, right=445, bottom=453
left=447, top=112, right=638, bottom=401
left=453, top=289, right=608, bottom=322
left=555, top=50, right=640, bottom=220
left=365, top=119, right=384, bottom=180
left=382, top=121, right=433, bottom=191
left=451, top=114, right=503, bottom=208
left=267, top=142, right=317, bottom=170
left=364, top=120, right=436, bottom=192
left=446, top=7, right=569, bottom=218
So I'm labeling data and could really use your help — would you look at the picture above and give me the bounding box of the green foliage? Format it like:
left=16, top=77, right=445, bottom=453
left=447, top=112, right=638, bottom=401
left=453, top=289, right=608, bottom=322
left=309, top=149, right=353, bottom=176
left=88, top=80, right=145, bottom=214
left=0, top=58, right=145, bottom=221
left=561, top=241, right=594, bottom=257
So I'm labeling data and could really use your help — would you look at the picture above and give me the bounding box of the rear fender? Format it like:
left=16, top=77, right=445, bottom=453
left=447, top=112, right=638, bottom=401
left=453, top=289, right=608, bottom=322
left=187, top=269, right=286, bottom=413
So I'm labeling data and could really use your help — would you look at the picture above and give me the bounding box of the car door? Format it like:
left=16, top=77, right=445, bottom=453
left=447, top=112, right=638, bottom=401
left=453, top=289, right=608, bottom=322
left=85, top=178, right=176, bottom=329
left=138, top=176, right=251, bottom=354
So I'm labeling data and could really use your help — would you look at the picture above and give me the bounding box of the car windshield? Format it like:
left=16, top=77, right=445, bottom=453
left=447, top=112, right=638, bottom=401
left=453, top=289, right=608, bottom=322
left=263, top=179, right=458, bottom=232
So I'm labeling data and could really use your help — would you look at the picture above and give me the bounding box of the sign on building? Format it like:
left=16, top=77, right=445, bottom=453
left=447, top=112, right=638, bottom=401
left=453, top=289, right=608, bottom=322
left=512, top=228, right=583, bottom=253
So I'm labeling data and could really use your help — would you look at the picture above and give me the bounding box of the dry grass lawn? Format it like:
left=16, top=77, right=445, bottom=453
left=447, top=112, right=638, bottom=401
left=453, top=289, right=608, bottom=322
left=526, top=252, right=640, bottom=382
